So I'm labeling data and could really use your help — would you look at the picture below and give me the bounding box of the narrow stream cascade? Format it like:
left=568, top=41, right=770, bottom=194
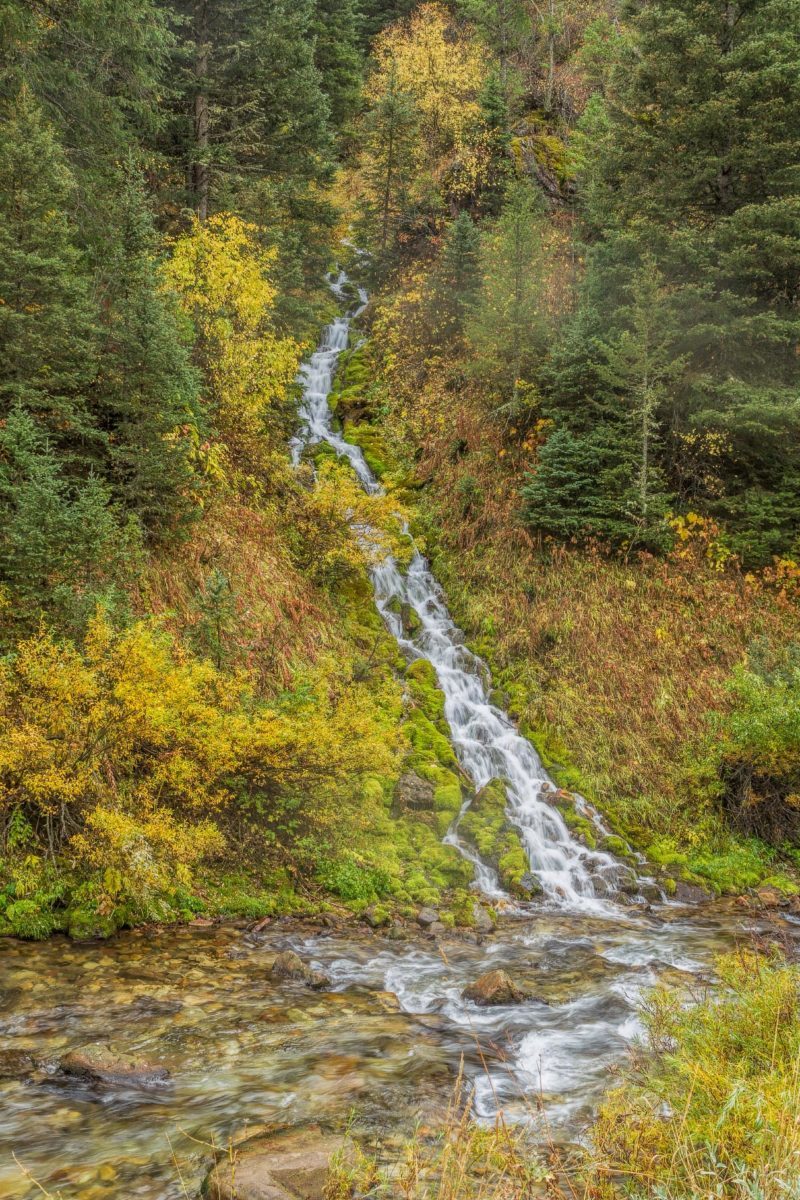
left=293, top=270, right=624, bottom=907
left=0, top=278, right=796, bottom=1200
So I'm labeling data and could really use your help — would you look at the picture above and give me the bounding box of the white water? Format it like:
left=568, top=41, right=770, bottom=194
left=292, top=271, right=626, bottom=908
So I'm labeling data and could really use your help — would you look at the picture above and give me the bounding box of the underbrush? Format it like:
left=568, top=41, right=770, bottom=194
left=590, top=951, right=800, bottom=1200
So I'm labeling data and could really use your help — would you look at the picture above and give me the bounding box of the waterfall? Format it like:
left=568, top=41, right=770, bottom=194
left=292, top=270, right=625, bottom=907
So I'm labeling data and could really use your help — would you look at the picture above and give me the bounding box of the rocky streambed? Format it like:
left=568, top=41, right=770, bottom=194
left=1, top=898, right=797, bottom=1199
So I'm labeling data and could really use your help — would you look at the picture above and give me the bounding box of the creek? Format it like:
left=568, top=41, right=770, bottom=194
left=0, top=280, right=796, bottom=1199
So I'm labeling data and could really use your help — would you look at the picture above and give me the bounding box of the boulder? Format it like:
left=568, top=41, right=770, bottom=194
left=363, top=904, right=390, bottom=929
left=427, top=921, right=447, bottom=937
left=416, top=907, right=439, bottom=928
left=204, top=1128, right=348, bottom=1200
left=269, top=951, right=328, bottom=990
left=59, top=1043, right=170, bottom=1089
left=471, top=903, right=494, bottom=934
left=395, top=772, right=434, bottom=813
left=462, top=970, right=531, bottom=1007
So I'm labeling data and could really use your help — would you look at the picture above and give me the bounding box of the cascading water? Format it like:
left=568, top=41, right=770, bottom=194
left=293, top=270, right=624, bottom=908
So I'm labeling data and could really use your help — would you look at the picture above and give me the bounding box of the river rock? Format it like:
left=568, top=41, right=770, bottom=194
left=363, top=904, right=390, bottom=929
left=416, top=907, right=439, bottom=928
left=395, top=772, right=434, bottom=812
left=471, top=903, right=494, bottom=934
left=269, top=951, right=328, bottom=990
left=204, top=1128, right=348, bottom=1200
left=0, top=1049, right=39, bottom=1080
left=59, top=1043, right=170, bottom=1088
left=462, top=970, right=531, bottom=1006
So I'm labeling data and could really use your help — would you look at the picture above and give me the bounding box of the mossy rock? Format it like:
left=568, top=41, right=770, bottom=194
left=67, top=906, right=118, bottom=941
left=405, top=659, right=446, bottom=728
left=343, top=420, right=390, bottom=479
left=405, top=709, right=458, bottom=771
left=459, top=780, right=535, bottom=897
left=555, top=800, right=598, bottom=851
left=5, top=900, right=59, bottom=941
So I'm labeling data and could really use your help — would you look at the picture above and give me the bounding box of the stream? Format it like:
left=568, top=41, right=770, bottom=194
left=0, top=277, right=797, bottom=1199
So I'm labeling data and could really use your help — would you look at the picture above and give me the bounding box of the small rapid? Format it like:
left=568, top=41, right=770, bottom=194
left=293, top=270, right=622, bottom=907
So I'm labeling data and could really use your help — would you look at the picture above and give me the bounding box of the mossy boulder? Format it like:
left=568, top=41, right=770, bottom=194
left=459, top=780, right=536, bottom=897
left=405, top=658, right=446, bottom=728
left=67, top=906, right=119, bottom=941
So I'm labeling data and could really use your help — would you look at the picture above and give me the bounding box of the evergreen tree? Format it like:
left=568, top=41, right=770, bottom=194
left=466, top=181, right=550, bottom=404
left=313, top=0, right=364, bottom=132
left=356, top=64, right=418, bottom=259
left=541, top=0, right=800, bottom=563
left=427, top=212, right=482, bottom=341
left=0, top=89, right=98, bottom=455
left=0, top=409, right=131, bottom=633
left=94, top=166, right=202, bottom=536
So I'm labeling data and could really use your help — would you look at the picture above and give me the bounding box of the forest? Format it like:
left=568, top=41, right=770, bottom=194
left=0, top=0, right=799, bottom=1197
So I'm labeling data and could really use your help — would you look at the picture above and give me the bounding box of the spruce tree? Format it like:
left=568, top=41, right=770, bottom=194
left=95, top=166, right=202, bottom=537
left=466, top=182, right=550, bottom=404
left=313, top=0, right=364, bottom=132
left=0, top=89, right=98, bottom=455
left=428, top=212, right=482, bottom=341
left=541, top=0, right=800, bottom=563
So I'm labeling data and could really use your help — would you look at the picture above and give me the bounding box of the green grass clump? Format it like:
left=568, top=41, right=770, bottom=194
left=592, top=952, right=800, bottom=1199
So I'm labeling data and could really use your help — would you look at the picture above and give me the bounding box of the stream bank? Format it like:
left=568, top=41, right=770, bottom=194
left=1, top=902, right=795, bottom=1199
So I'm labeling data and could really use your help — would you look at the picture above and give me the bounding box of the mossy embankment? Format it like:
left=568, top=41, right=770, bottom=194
left=333, top=312, right=800, bottom=900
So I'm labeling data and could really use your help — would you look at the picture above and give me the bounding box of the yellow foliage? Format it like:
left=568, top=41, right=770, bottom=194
left=0, top=608, right=404, bottom=897
left=292, top=459, right=412, bottom=586
left=163, top=213, right=301, bottom=476
left=367, top=3, right=487, bottom=191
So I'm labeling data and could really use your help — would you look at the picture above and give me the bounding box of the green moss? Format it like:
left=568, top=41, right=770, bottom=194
left=555, top=799, right=598, bottom=851
left=406, top=708, right=458, bottom=771
left=459, top=780, right=535, bottom=896
left=405, top=658, right=446, bottom=728
left=66, top=905, right=118, bottom=941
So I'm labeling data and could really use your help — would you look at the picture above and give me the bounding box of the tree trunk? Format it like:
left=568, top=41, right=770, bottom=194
left=192, top=0, right=210, bottom=221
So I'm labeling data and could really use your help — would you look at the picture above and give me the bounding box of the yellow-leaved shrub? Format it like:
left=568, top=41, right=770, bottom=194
left=163, top=213, right=302, bottom=479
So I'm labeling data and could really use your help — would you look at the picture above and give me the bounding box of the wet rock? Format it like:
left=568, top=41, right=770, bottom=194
left=0, top=1048, right=39, bottom=1080
left=400, top=603, right=422, bottom=638
left=416, top=907, right=439, bottom=928
left=363, top=904, right=390, bottom=929
left=395, top=772, right=434, bottom=812
left=518, top=873, right=544, bottom=898
left=204, top=1127, right=348, bottom=1200
left=639, top=881, right=664, bottom=904
left=673, top=881, right=712, bottom=904
left=756, top=886, right=784, bottom=909
left=269, top=951, right=329, bottom=990
left=462, top=970, right=531, bottom=1006
left=427, top=921, right=447, bottom=937
left=59, top=1043, right=170, bottom=1089
left=471, top=903, right=494, bottom=934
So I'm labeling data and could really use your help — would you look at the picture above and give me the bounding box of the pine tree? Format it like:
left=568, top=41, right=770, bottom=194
left=466, top=182, right=550, bottom=403
left=94, top=165, right=202, bottom=537
left=0, top=89, right=98, bottom=455
left=427, top=212, right=482, bottom=340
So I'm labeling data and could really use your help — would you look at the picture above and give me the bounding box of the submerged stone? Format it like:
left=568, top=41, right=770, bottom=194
left=270, top=951, right=328, bottom=990
left=59, top=1043, right=170, bottom=1088
left=204, top=1128, right=348, bottom=1200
